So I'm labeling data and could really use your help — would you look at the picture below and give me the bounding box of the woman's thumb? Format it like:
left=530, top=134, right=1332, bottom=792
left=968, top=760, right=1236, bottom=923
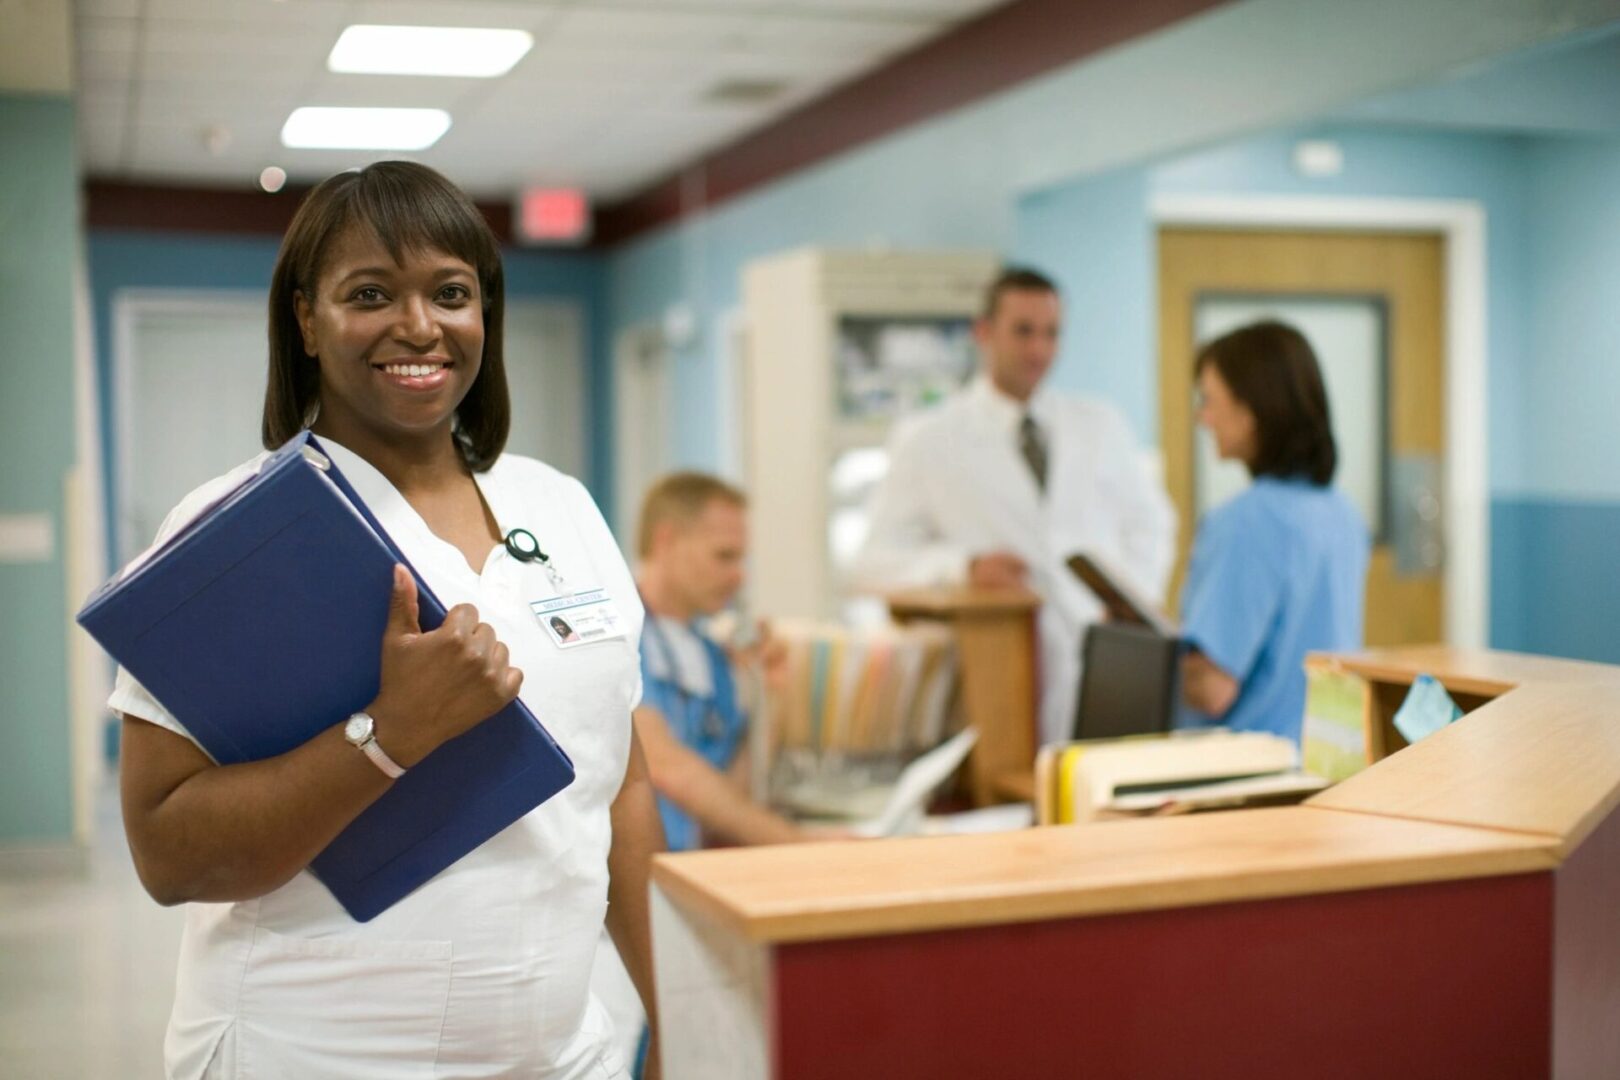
left=387, top=564, right=421, bottom=634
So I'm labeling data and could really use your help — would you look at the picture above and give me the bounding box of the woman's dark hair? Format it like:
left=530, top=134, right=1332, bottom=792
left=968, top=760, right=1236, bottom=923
left=1195, top=320, right=1337, bottom=485
left=263, top=161, right=508, bottom=470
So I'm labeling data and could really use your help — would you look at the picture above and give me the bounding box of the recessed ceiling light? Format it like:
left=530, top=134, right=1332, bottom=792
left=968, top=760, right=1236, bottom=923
left=281, top=107, right=452, bottom=151
left=328, top=25, right=533, bottom=78
left=259, top=166, right=287, bottom=193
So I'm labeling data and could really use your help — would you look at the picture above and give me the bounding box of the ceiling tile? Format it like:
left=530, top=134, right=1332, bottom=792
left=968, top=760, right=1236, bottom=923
left=142, top=20, right=339, bottom=62
left=348, top=0, right=569, bottom=32
left=76, top=16, right=139, bottom=54
left=296, top=72, right=490, bottom=110
left=543, top=7, right=753, bottom=51
left=76, top=48, right=137, bottom=83
left=76, top=0, right=986, bottom=194
left=77, top=124, right=130, bottom=172
left=143, top=0, right=351, bottom=28
left=75, top=0, right=142, bottom=17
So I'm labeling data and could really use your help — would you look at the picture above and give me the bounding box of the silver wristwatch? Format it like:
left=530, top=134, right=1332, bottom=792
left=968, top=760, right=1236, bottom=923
left=343, top=711, right=406, bottom=779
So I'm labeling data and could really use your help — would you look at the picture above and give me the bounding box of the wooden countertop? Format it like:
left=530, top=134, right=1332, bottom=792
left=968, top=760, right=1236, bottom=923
left=652, top=646, right=1620, bottom=943
left=1307, top=648, right=1620, bottom=856
left=885, top=586, right=1041, bottom=618
left=1313, top=645, right=1620, bottom=698
left=652, top=806, right=1555, bottom=943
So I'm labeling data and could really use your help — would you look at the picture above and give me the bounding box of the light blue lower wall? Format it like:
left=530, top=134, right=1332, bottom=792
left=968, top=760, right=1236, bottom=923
left=0, top=94, right=81, bottom=842
left=86, top=230, right=610, bottom=565
left=1492, top=498, right=1620, bottom=664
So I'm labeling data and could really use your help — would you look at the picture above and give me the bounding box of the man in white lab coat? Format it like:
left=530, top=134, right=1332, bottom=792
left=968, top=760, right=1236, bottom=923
left=851, top=266, right=1175, bottom=745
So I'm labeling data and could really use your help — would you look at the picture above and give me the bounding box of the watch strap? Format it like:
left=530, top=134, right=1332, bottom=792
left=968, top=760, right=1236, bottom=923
left=359, top=734, right=406, bottom=779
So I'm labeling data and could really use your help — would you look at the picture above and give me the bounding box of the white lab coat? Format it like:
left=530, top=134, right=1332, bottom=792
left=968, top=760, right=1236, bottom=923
left=109, top=438, right=642, bottom=1080
left=851, top=375, right=1175, bottom=745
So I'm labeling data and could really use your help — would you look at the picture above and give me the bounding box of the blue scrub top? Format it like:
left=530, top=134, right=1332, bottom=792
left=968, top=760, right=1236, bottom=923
left=1180, top=476, right=1370, bottom=744
left=639, top=622, right=746, bottom=852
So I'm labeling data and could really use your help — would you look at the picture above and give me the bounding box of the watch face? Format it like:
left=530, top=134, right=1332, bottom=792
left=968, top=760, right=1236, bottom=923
left=344, top=713, right=373, bottom=744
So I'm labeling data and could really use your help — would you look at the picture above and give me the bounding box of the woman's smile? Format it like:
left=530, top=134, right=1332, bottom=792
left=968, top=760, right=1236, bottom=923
left=374, top=357, right=456, bottom=391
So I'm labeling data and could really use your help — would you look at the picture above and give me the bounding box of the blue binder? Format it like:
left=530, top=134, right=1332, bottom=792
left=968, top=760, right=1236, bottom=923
left=78, top=432, right=575, bottom=922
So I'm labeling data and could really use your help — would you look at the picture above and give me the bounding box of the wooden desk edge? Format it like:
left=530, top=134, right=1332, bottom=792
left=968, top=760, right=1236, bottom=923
left=651, top=825, right=1558, bottom=945
left=1305, top=652, right=1518, bottom=698
left=1303, top=647, right=1620, bottom=851
left=885, top=586, right=1041, bottom=618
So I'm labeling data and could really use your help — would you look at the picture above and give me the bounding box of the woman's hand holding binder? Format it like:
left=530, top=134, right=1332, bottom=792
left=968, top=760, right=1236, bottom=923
left=368, top=565, right=526, bottom=769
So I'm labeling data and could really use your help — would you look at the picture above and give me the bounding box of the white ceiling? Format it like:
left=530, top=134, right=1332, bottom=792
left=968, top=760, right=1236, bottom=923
left=73, top=0, right=1008, bottom=201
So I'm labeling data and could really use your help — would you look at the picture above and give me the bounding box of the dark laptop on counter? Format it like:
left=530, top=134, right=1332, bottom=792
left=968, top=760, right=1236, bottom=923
left=1066, top=554, right=1182, bottom=742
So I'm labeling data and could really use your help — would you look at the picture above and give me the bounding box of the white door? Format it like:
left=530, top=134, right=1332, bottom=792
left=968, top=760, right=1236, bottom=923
left=117, top=293, right=588, bottom=563
left=117, top=293, right=268, bottom=563
left=612, top=325, right=671, bottom=555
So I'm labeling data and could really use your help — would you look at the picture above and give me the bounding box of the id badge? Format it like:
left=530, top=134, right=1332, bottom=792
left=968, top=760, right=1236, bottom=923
left=531, top=588, right=626, bottom=649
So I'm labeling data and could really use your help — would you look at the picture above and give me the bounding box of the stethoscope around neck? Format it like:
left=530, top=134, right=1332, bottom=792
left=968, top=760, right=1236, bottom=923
left=639, top=591, right=729, bottom=742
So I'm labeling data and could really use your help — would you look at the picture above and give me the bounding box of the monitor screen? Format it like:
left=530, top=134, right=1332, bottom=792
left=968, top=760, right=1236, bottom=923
left=1074, top=623, right=1180, bottom=742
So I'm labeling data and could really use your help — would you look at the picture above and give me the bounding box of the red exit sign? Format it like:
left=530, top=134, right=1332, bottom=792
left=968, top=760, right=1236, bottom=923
left=517, top=187, right=590, bottom=245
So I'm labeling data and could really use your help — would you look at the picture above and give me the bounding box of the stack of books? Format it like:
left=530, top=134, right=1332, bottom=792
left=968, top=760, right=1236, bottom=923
left=768, top=619, right=959, bottom=759
left=763, top=620, right=962, bottom=819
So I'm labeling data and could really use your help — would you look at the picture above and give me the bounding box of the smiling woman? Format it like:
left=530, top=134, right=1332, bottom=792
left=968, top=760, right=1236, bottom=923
left=264, top=161, right=509, bottom=470
left=109, top=161, right=665, bottom=1079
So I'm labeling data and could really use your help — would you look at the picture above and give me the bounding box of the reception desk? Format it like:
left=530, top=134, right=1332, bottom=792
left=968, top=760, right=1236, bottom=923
left=649, top=647, right=1620, bottom=1079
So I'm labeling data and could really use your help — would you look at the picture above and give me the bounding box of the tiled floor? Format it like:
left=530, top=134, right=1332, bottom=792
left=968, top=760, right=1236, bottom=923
left=0, top=779, right=183, bottom=1079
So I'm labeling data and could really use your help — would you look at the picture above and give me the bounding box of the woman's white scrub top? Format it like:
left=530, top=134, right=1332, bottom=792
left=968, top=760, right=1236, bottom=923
left=108, top=438, right=644, bottom=1080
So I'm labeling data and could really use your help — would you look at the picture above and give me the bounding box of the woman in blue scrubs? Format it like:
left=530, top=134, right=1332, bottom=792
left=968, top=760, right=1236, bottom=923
left=1179, top=321, right=1370, bottom=744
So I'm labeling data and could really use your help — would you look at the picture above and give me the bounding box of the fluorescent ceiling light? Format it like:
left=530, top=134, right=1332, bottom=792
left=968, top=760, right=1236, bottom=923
left=328, top=25, right=533, bottom=78
left=281, top=107, right=452, bottom=151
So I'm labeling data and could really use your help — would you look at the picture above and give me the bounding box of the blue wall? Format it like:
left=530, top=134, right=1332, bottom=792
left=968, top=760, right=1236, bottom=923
left=607, top=119, right=1620, bottom=661
left=1522, top=137, right=1620, bottom=502
left=0, top=94, right=80, bottom=842
left=86, top=229, right=610, bottom=566
left=607, top=112, right=1016, bottom=469
left=1012, top=168, right=1156, bottom=438
left=1494, top=136, right=1620, bottom=662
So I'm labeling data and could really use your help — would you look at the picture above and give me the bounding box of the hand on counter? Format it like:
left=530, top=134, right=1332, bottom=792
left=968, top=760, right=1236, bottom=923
left=968, top=550, right=1029, bottom=589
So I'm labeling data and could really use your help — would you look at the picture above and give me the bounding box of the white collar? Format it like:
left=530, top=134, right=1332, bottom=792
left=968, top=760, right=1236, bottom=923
left=968, top=373, right=1051, bottom=435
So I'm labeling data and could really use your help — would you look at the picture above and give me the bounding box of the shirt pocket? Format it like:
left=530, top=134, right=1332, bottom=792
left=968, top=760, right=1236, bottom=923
left=235, top=926, right=452, bottom=1079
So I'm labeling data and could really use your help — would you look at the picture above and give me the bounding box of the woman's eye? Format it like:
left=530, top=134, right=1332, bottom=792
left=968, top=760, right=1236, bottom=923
left=439, top=284, right=472, bottom=303
left=351, top=286, right=386, bottom=303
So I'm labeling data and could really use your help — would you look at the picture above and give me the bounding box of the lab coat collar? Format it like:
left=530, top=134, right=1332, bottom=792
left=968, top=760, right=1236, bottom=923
left=968, top=372, right=1055, bottom=436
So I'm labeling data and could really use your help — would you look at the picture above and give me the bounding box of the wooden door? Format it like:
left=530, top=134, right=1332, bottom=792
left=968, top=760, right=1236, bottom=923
left=1158, top=229, right=1445, bottom=646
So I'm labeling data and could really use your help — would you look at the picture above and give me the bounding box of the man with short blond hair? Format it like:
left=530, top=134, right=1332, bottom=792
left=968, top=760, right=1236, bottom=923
left=632, top=471, right=808, bottom=850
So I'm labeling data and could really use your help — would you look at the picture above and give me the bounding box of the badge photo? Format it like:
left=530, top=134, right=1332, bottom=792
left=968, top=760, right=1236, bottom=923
left=531, top=588, right=626, bottom=649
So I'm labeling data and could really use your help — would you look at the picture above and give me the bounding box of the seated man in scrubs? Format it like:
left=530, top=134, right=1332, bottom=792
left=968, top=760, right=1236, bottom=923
left=593, top=473, right=815, bottom=1074
left=630, top=472, right=816, bottom=849
left=1179, top=321, right=1370, bottom=745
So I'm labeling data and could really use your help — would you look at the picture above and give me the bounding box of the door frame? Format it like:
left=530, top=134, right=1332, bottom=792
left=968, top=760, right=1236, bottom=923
left=1150, top=193, right=1488, bottom=649
left=611, top=322, right=672, bottom=554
